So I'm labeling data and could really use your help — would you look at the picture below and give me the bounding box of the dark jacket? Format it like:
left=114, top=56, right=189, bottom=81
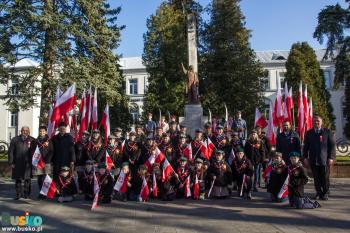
left=50, top=133, right=75, bottom=178
left=303, top=128, right=336, bottom=166
left=30, top=135, right=51, bottom=163
left=288, top=163, right=308, bottom=197
left=267, top=162, right=288, bottom=195
left=276, top=131, right=301, bottom=164
left=57, top=174, right=78, bottom=197
left=8, top=135, right=35, bottom=179
left=74, top=140, right=89, bottom=166
left=244, top=139, right=265, bottom=165
left=208, top=160, right=232, bottom=187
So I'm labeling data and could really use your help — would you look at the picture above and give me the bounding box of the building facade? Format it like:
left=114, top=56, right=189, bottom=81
left=120, top=49, right=346, bottom=139
left=0, top=49, right=345, bottom=143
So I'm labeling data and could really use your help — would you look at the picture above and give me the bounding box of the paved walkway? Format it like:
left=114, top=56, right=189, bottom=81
left=0, top=178, right=349, bottom=233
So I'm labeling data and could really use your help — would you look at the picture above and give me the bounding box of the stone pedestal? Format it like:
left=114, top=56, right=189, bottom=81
left=183, top=104, right=203, bottom=137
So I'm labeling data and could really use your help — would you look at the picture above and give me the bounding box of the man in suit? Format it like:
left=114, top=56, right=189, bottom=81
left=276, top=120, right=301, bottom=165
left=303, top=115, right=336, bottom=200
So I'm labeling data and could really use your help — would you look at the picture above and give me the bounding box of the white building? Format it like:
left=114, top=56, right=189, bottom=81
left=0, top=49, right=345, bottom=143
left=0, top=59, right=41, bottom=142
left=120, top=49, right=346, bottom=139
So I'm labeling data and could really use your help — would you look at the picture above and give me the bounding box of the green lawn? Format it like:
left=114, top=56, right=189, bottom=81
left=336, top=156, right=350, bottom=162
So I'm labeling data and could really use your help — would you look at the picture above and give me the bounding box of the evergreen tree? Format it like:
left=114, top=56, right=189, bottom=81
left=142, top=0, right=202, bottom=120
left=285, top=42, right=335, bottom=129
left=0, top=0, right=131, bottom=128
left=313, top=1, right=350, bottom=138
left=201, top=0, right=265, bottom=126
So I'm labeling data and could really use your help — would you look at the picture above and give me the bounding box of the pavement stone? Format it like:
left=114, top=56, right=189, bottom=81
left=0, top=178, right=349, bottom=233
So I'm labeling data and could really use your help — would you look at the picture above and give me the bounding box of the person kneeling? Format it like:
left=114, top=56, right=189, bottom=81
left=97, top=164, right=114, bottom=204
left=288, top=152, right=320, bottom=209
left=231, top=148, right=253, bottom=199
left=57, top=166, right=77, bottom=203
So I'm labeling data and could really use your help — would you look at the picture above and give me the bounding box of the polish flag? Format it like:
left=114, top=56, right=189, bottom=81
left=91, top=192, right=99, bottom=210
left=183, top=143, right=193, bottom=162
left=273, top=76, right=284, bottom=127
left=193, top=174, right=200, bottom=200
left=155, top=147, right=165, bottom=163
left=86, top=86, right=92, bottom=128
left=307, top=97, right=313, bottom=131
left=91, top=87, right=98, bottom=130
left=70, top=114, right=78, bottom=142
left=50, top=84, right=76, bottom=123
left=267, top=102, right=276, bottom=146
left=140, top=176, right=150, bottom=202
left=144, top=147, right=165, bottom=172
left=78, top=90, right=87, bottom=141
left=114, top=170, right=128, bottom=193
left=200, top=138, right=215, bottom=160
left=262, top=160, right=273, bottom=179
left=278, top=174, right=289, bottom=199
left=152, top=173, right=158, bottom=198
left=93, top=170, right=99, bottom=195
left=119, top=140, right=126, bottom=154
left=254, top=108, right=268, bottom=129
left=284, top=82, right=293, bottom=123
left=105, top=150, right=114, bottom=170
left=40, top=174, right=57, bottom=199
left=184, top=175, right=191, bottom=198
left=32, top=145, right=45, bottom=169
left=162, top=158, right=175, bottom=182
left=303, top=85, right=309, bottom=132
left=298, top=82, right=305, bottom=140
left=144, top=153, right=156, bottom=172
left=100, top=104, right=110, bottom=146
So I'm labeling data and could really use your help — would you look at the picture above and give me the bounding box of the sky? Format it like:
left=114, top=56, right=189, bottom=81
left=110, top=0, right=348, bottom=57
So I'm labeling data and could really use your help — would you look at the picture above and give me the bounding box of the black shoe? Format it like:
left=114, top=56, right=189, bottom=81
left=320, top=194, right=329, bottom=201
left=313, top=194, right=321, bottom=200
left=14, top=195, right=20, bottom=200
left=247, top=192, right=252, bottom=200
left=314, top=201, right=321, bottom=208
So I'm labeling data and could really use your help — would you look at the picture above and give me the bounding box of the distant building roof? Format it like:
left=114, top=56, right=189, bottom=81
left=119, top=57, right=144, bottom=70
left=4, top=58, right=40, bottom=69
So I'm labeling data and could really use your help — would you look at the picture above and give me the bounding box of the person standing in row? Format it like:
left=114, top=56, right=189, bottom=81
left=276, top=120, right=301, bottom=165
left=8, top=126, right=35, bottom=200
left=303, top=115, right=336, bottom=201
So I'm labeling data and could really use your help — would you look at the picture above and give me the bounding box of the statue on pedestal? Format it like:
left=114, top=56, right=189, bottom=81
left=181, top=63, right=199, bottom=104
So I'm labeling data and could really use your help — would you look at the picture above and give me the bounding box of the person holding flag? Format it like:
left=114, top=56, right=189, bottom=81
left=159, top=133, right=176, bottom=166
left=231, top=148, right=253, bottom=199
left=130, top=165, right=149, bottom=202
left=266, top=152, right=288, bottom=202
left=96, top=164, right=114, bottom=204
left=30, top=126, right=51, bottom=200
left=175, top=157, right=191, bottom=198
left=86, top=130, right=105, bottom=164
left=56, top=166, right=78, bottom=203
left=288, top=152, right=320, bottom=209
left=80, top=160, right=95, bottom=201
left=207, top=150, right=232, bottom=199
left=191, top=158, right=207, bottom=200
left=106, top=135, right=123, bottom=179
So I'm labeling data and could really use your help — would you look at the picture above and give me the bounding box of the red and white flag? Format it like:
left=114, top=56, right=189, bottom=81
left=273, top=76, right=284, bottom=127
left=284, top=82, right=293, bottom=123
left=91, top=87, right=98, bottom=130
left=47, top=106, right=56, bottom=138
left=307, top=97, right=313, bottom=131
left=262, top=160, right=273, bottom=179
left=91, top=192, right=99, bottom=210
left=200, top=138, right=215, bottom=160
left=254, top=108, right=268, bottom=129
left=100, top=104, right=110, bottom=146
left=114, top=170, right=128, bottom=193
left=140, top=176, right=149, bottom=202
left=228, top=148, right=235, bottom=165
left=240, top=174, right=247, bottom=197
left=32, top=145, right=45, bottom=169
left=40, top=174, right=57, bottom=199
left=50, top=84, right=76, bottom=123
left=278, top=174, right=289, bottom=199
left=86, top=86, right=92, bottom=128
left=78, top=90, right=87, bottom=141
left=144, top=147, right=165, bottom=172
left=105, top=151, right=114, bottom=170
left=303, top=85, right=309, bottom=132
left=184, top=175, right=191, bottom=198
left=162, top=158, right=175, bottom=182
left=119, top=140, right=126, bottom=154
left=152, top=173, right=158, bottom=198
left=193, top=174, right=200, bottom=200
left=298, top=82, right=305, bottom=140
left=183, top=143, right=193, bottom=162
left=267, top=102, right=276, bottom=146
left=91, top=171, right=100, bottom=210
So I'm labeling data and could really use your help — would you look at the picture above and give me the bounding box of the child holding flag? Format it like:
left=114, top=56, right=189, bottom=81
left=97, top=164, right=114, bottom=204
left=266, top=152, right=288, bottom=202
left=231, top=148, right=253, bottom=199
left=288, top=152, right=320, bottom=209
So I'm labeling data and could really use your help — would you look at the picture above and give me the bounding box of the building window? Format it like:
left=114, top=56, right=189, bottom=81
left=323, top=70, right=332, bottom=89
left=10, top=111, right=18, bottom=127
left=129, top=103, right=139, bottom=124
left=129, top=79, right=138, bottom=95
left=260, top=77, right=270, bottom=90
left=10, top=79, right=19, bottom=95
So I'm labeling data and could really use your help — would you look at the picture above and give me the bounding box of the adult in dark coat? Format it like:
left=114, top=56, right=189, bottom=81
left=8, top=126, right=35, bottom=199
left=50, top=123, right=76, bottom=180
left=303, top=115, right=336, bottom=200
left=276, top=121, right=301, bottom=165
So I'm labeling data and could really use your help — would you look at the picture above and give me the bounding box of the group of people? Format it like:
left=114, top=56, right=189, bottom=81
left=8, top=111, right=336, bottom=209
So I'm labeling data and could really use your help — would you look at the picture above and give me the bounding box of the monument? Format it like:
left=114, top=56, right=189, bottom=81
left=181, top=11, right=203, bottom=137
